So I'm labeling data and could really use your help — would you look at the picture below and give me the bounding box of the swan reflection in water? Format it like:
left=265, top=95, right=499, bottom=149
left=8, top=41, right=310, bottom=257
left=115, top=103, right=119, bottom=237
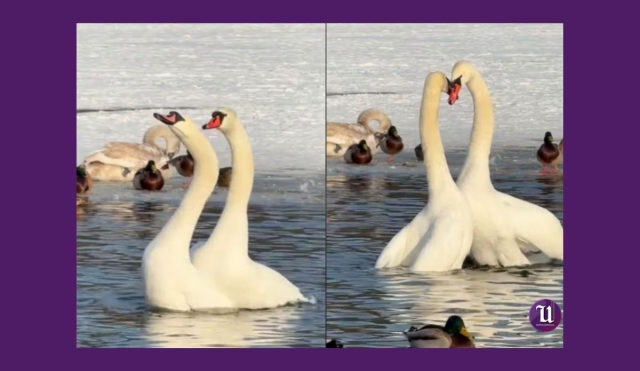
left=143, top=306, right=303, bottom=348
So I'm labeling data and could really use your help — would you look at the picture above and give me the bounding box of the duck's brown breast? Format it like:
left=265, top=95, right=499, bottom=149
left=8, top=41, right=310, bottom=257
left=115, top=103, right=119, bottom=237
left=179, top=158, right=195, bottom=177
left=537, top=143, right=560, bottom=164
left=383, top=138, right=404, bottom=154
left=138, top=172, right=165, bottom=191
left=351, top=150, right=372, bottom=164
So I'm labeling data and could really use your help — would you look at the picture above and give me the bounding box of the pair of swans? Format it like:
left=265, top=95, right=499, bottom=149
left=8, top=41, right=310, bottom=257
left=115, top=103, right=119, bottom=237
left=143, top=108, right=308, bottom=312
left=82, top=125, right=181, bottom=181
left=375, top=61, right=564, bottom=272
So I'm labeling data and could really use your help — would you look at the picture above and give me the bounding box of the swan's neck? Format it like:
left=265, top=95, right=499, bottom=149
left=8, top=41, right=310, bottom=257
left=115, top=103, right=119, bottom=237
left=460, top=75, right=494, bottom=179
left=209, top=123, right=254, bottom=258
left=143, top=126, right=180, bottom=154
left=224, top=124, right=254, bottom=212
left=358, top=109, right=391, bottom=134
left=149, top=136, right=217, bottom=256
left=420, top=88, right=456, bottom=194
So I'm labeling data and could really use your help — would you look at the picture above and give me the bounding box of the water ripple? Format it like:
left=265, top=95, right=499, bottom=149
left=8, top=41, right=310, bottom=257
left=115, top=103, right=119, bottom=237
left=327, top=148, right=563, bottom=348
left=77, top=174, right=326, bottom=348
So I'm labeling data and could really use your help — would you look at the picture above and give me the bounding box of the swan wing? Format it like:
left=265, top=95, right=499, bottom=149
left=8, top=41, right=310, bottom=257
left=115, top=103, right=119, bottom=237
left=327, top=122, right=370, bottom=138
left=84, top=142, right=165, bottom=169
left=409, top=213, right=472, bottom=272
left=498, top=192, right=564, bottom=260
left=375, top=211, right=430, bottom=269
left=327, top=132, right=361, bottom=148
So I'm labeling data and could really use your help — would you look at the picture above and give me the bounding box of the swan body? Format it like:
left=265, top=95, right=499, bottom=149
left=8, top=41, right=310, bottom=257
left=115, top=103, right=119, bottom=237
left=142, top=111, right=232, bottom=312
left=448, top=61, right=563, bottom=266
left=191, top=108, right=308, bottom=310
left=83, top=125, right=180, bottom=181
left=375, top=72, right=474, bottom=272
left=327, top=108, right=391, bottom=157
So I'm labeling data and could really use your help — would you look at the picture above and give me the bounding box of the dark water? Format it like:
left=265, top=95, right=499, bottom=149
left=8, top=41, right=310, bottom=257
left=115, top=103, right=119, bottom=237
left=326, top=147, right=564, bottom=348
left=76, top=173, right=326, bottom=348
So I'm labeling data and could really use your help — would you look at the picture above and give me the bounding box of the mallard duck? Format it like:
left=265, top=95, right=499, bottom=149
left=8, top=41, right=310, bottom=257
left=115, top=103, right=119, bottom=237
left=326, top=339, right=344, bottom=348
left=168, top=151, right=195, bottom=188
left=344, top=140, right=373, bottom=165
left=414, top=143, right=423, bottom=161
left=403, top=315, right=475, bottom=348
left=76, top=164, right=93, bottom=194
left=537, top=131, right=562, bottom=174
left=217, top=166, right=232, bottom=188
left=379, top=125, right=404, bottom=162
left=133, top=160, right=165, bottom=191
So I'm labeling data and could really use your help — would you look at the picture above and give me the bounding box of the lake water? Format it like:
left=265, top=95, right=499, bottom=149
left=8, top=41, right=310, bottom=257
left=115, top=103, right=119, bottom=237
left=76, top=174, right=326, bottom=348
left=326, top=148, right=563, bottom=348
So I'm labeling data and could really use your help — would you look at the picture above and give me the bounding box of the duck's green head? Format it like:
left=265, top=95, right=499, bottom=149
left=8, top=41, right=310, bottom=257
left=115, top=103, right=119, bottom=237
left=388, top=126, right=400, bottom=138
left=77, top=165, right=87, bottom=178
left=444, top=315, right=474, bottom=339
left=544, top=131, right=554, bottom=144
left=358, top=140, right=370, bottom=152
left=146, top=160, right=158, bottom=173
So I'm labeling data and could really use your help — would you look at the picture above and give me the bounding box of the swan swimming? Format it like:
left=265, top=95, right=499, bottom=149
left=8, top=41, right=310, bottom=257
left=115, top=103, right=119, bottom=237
left=375, top=71, right=474, bottom=272
left=447, top=60, right=564, bottom=267
left=189, top=108, right=310, bottom=310
left=142, top=111, right=233, bottom=312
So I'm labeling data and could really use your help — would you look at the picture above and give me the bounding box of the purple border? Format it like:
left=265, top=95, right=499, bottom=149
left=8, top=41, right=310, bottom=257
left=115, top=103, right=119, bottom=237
left=8, top=0, right=627, bottom=366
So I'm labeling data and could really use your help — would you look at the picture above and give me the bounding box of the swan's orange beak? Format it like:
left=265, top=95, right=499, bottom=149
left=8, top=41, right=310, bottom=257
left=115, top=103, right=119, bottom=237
left=448, top=84, right=461, bottom=105
left=203, top=115, right=222, bottom=130
left=153, top=112, right=178, bottom=125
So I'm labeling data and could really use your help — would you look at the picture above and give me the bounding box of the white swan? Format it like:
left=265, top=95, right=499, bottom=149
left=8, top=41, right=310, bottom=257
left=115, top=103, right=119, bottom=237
left=191, top=107, right=309, bottom=309
left=142, top=111, right=233, bottom=312
left=447, top=60, right=563, bottom=266
left=375, top=72, right=474, bottom=272
left=327, top=108, right=391, bottom=157
left=83, top=124, right=180, bottom=181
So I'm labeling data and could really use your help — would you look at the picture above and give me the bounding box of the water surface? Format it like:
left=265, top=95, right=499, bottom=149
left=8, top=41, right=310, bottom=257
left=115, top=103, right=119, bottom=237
left=77, top=174, right=326, bottom=348
left=326, top=148, right=564, bottom=348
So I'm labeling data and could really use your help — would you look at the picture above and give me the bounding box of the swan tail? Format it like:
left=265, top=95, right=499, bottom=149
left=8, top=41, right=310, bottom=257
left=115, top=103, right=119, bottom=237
left=499, top=192, right=564, bottom=261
